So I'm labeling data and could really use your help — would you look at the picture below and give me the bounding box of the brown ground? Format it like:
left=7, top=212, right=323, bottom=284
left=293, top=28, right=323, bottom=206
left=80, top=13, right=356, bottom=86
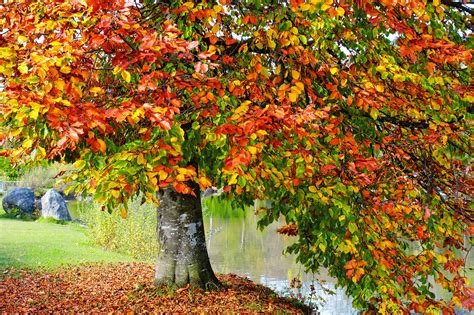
left=0, top=263, right=309, bottom=313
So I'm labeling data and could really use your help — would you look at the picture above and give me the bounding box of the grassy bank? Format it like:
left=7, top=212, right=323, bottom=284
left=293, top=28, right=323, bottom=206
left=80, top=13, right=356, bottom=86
left=0, top=208, right=134, bottom=271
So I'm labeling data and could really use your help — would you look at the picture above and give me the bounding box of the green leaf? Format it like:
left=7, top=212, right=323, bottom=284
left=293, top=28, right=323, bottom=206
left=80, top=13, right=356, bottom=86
left=348, top=222, right=357, bottom=234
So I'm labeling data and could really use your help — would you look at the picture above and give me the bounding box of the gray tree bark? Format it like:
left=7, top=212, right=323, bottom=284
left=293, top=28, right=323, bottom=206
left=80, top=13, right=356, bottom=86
left=154, top=181, right=220, bottom=290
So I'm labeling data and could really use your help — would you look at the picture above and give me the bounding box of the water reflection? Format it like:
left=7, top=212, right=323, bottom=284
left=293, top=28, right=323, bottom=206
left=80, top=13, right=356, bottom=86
left=202, top=199, right=358, bottom=314
left=202, top=198, right=473, bottom=314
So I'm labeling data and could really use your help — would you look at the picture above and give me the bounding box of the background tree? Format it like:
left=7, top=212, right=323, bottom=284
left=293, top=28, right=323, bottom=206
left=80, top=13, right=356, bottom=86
left=1, top=0, right=472, bottom=312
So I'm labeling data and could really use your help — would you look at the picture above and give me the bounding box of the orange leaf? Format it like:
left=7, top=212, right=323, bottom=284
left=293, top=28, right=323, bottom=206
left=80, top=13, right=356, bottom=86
left=97, top=139, right=106, bottom=154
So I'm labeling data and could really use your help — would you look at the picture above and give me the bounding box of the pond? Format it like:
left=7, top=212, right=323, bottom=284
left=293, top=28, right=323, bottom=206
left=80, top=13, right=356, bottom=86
left=202, top=198, right=358, bottom=314
left=202, top=198, right=473, bottom=314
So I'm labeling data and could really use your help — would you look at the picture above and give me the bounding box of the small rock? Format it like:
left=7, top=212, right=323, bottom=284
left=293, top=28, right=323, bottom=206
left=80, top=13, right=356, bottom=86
left=41, top=189, right=71, bottom=221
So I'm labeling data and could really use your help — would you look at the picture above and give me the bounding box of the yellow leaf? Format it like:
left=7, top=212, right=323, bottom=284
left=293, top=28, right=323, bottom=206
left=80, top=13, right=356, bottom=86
left=0, top=47, right=14, bottom=59
left=274, top=65, right=281, bottom=75
left=73, top=160, right=87, bottom=170
left=111, top=189, right=120, bottom=198
left=289, top=92, right=298, bottom=102
left=90, top=87, right=104, bottom=94
left=120, top=206, right=127, bottom=219
left=37, top=146, right=46, bottom=157
left=228, top=173, right=238, bottom=185
left=393, top=74, right=404, bottom=82
left=370, top=108, right=379, bottom=120
left=431, top=99, right=440, bottom=110
left=319, top=243, right=327, bottom=252
left=436, top=254, right=447, bottom=264
left=59, top=65, right=71, bottom=74
left=364, top=82, right=374, bottom=89
left=294, top=81, right=305, bottom=92
left=29, top=109, right=39, bottom=120
left=54, top=97, right=71, bottom=107
left=108, top=182, right=120, bottom=189
left=178, top=167, right=195, bottom=176
left=289, top=35, right=299, bottom=45
left=375, top=65, right=386, bottom=73
left=266, top=29, right=276, bottom=39
left=18, top=63, right=28, bottom=74
left=97, top=139, right=107, bottom=153
left=213, top=4, right=223, bottom=13
left=268, top=40, right=276, bottom=50
left=31, top=53, right=44, bottom=63
left=248, top=146, right=258, bottom=155
left=321, top=4, right=331, bottom=11
left=137, top=154, right=147, bottom=165
left=300, top=3, right=312, bottom=11
left=231, top=101, right=251, bottom=120
left=336, top=7, right=345, bottom=17
left=37, top=68, right=46, bottom=80
left=375, top=85, right=384, bottom=92
left=309, top=185, right=317, bottom=193
left=330, top=67, right=338, bottom=75
left=435, top=76, right=444, bottom=86
left=17, top=35, right=28, bottom=44
left=198, top=176, right=212, bottom=188
left=291, top=70, right=300, bottom=80
left=158, top=170, right=168, bottom=181
left=22, top=138, right=34, bottom=149
left=55, top=80, right=66, bottom=91
left=121, top=70, right=131, bottom=83
left=433, top=0, right=440, bottom=6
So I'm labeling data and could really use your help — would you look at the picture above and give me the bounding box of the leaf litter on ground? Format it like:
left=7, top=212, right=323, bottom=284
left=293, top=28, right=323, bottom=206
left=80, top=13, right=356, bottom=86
left=0, top=262, right=309, bottom=313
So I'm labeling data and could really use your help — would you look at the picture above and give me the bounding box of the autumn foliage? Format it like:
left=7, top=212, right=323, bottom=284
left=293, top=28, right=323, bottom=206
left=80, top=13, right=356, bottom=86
left=0, top=0, right=473, bottom=312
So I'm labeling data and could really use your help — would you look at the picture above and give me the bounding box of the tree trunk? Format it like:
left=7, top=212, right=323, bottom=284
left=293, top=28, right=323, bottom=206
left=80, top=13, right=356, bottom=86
left=154, top=181, right=220, bottom=290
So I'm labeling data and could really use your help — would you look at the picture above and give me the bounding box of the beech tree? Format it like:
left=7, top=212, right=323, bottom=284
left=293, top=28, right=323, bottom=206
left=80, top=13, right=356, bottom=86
left=0, top=0, right=472, bottom=312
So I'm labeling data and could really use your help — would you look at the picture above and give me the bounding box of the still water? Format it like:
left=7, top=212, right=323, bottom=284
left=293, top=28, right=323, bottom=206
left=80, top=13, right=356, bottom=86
left=202, top=198, right=358, bottom=314
left=201, top=198, right=473, bottom=314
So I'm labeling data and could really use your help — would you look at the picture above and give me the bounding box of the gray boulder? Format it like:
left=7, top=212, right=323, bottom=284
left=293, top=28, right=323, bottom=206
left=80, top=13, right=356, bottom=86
left=41, top=189, right=71, bottom=221
left=2, top=188, right=35, bottom=214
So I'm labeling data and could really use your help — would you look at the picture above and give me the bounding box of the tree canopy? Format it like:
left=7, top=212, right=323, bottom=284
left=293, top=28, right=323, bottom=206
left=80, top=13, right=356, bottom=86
left=0, top=0, right=472, bottom=312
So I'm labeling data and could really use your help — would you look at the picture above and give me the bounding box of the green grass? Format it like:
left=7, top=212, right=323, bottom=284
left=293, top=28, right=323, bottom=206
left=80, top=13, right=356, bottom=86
left=0, top=207, right=135, bottom=271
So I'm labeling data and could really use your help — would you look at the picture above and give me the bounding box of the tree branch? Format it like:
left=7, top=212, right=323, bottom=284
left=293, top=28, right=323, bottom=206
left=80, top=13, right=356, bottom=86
left=440, top=0, right=474, bottom=15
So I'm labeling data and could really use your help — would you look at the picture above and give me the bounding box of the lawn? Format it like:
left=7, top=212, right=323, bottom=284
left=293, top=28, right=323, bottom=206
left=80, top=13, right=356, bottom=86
left=0, top=208, right=134, bottom=271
